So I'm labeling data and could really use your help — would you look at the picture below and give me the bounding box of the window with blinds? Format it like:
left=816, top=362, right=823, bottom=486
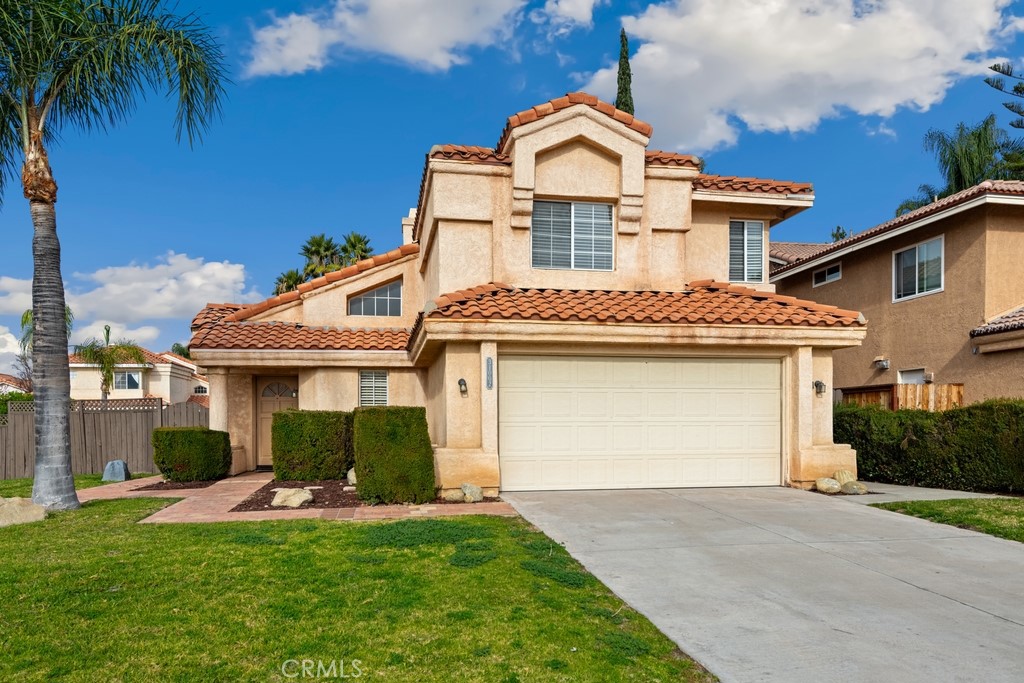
left=728, top=220, right=764, bottom=282
left=532, top=200, right=613, bottom=270
left=359, top=370, right=388, bottom=406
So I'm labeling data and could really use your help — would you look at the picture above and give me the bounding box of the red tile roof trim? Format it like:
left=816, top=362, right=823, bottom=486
left=971, top=304, right=1024, bottom=338
left=770, top=241, right=830, bottom=264
left=0, top=373, right=30, bottom=391
left=430, top=144, right=511, bottom=164
left=190, top=322, right=410, bottom=351
left=428, top=282, right=863, bottom=328
left=694, top=174, right=813, bottom=196
left=496, top=92, right=653, bottom=151
left=645, top=151, right=702, bottom=169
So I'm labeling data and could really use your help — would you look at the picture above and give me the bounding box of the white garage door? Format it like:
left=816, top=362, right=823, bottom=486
left=498, top=356, right=781, bottom=491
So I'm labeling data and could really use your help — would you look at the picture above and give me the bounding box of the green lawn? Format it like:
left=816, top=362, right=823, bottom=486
left=0, top=473, right=156, bottom=498
left=873, top=498, right=1024, bottom=543
left=0, top=498, right=713, bottom=682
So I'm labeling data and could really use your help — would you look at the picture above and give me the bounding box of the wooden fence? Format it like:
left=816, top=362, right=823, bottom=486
left=0, top=399, right=208, bottom=480
left=838, top=383, right=964, bottom=411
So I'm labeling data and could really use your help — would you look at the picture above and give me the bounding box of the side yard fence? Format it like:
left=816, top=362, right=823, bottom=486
left=837, top=383, right=964, bottom=412
left=0, top=399, right=208, bottom=479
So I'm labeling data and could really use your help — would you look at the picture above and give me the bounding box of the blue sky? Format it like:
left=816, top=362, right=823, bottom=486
left=2, top=0, right=1024, bottom=371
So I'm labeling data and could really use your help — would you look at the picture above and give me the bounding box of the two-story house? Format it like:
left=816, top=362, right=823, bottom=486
left=772, top=180, right=1024, bottom=404
left=190, top=93, right=866, bottom=493
left=69, top=348, right=210, bottom=404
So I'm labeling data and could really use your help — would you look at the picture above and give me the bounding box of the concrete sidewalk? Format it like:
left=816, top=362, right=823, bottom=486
left=504, top=486, right=1024, bottom=683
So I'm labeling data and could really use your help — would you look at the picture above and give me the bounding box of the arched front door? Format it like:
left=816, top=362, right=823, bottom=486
left=256, top=376, right=298, bottom=468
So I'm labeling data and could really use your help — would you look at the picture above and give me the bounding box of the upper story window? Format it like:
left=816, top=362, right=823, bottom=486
left=114, top=371, right=140, bottom=390
left=531, top=200, right=613, bottom=271
left=729, top=220, right=764, bottom=282
left=348, top=280, right=402, bottom=316
left=813, top=263, right=842, bottom=287
left=193, top=385, right=208, bottom=395
left=894, top=236, right=942, bottom=301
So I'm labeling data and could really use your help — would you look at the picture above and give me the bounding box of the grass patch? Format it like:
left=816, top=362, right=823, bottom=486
left=0, top=500, right=714, bottom=682
left=873, top=497, right=1024, bottom=543
left=0, top=473, right=156, bottom=498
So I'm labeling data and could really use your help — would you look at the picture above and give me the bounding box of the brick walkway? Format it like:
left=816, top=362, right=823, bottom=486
left=77, top=473, right=518, bottom=524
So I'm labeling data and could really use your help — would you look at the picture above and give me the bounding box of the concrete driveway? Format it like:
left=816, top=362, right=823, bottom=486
left=503, top=487, right=1024, bottom=683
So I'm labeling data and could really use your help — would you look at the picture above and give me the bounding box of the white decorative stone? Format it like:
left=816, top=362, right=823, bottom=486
left=461, top=483, right=484, bottom=503
left=343, top=486, right=356, bottom=493
left=833, top=469, right=857, bottom=485
left=303, top=486, right=324, bottom=490
left=0, top=497, right=47, bottom=528
left=347, top=468, right=357, bottom=485
left=815, top=478, right=842, bottom=494
left=442, top=489, right=465, bottom=503
left=271, top=489, right=314, bottom=508
left=841, top=481, right=869, bottom=495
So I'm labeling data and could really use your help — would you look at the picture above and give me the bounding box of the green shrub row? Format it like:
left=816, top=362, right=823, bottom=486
left=0, top=392, right=32, bottom=415
left=353, top=406, right=436, bottom=504
left=835, top=400, right=1024, bottom=492
left=152, top=427, right=232, bottom=482
left=272, top=410, right=354, bottom=480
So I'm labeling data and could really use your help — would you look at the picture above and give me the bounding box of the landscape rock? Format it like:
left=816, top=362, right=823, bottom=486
left=343, top=486, right=356, bottom=493
left=271, top=489, right=314, bottom=508
left=461, top=483, right=484, bottom=503
left=841, top=480, right=869, bottom=495
left=0, top=497, right=47, bottom=528
left=815, top=477, right=842, bottom=494
left=442, top=489, right=466, bottom=503
left=102, top=459, right=131, bottom=483
left=347, top=468, right=357, bottom=485
left=833, top=469, right=857, bottom=485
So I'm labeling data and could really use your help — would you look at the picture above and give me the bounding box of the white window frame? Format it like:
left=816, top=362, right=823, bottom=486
left=358, top=370, right=388, bottom=407
left=898, top=368, right=926, bottom=385
left=113, top=370, right=141, bottom=390
left=530, top=200, right=615, bottom=272
left=729, top=220, right=765, bottom=283
left=812, top=263, right=842, bottom=287
left=193, top=385, right=208, bottom=395
left=348, top=280, right=403, bottom=317
left=892, top=235, right=944, bottom=303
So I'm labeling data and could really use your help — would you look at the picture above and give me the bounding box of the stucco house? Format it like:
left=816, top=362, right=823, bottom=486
left=0, top=373, right=30, bottom=395
left=190, top=92, right=866, bottom=493
left=771, top=180, right=1024, bottom=403
left=69, top=348, right=210, bottom=404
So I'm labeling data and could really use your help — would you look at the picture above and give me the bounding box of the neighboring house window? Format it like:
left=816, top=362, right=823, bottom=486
left=813, top=263, right=842, bottom=287
left=113, top=371, right=140, bottom=390
left=194, top=386, right=208, bottom=394
left=894, top=236, right=943, bottom=301
left=359, top=371, right=388, bottom=406
left=349, top=280, right=402, bottom=316
left=898, top=368, right=926, bottom=385
left=729, top=220, right=764, bottom=282
left=531, top=200, right=614, bottom=271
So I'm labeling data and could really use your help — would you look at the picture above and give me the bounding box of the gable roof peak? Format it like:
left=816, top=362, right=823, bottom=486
left=496, top=92, right=653, bottom=152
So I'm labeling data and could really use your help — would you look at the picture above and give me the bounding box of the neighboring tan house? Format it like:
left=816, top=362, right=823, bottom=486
left=190, top=92, right=866, bottom=493
left=772, top=180, right=1024, bottom=403
left=0, top=373, right=30, bottom=395
left=69, top=348, right=210, bottom=404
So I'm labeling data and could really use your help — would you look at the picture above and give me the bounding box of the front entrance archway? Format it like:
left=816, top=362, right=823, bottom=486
left=256, top=376, right=298, bottom=468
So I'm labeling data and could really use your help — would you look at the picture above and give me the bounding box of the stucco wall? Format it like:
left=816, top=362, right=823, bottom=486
left=425, top=353, right=447, bottom=446
left=983, top=204, right=1024, bottom=319
left=297, top=367, right=424, bottom=411
left=690, top=203, right=777, bottom=288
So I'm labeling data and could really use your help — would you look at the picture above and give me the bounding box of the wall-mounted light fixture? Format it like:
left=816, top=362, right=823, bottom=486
left=458, top=378, right=468, bottom=396
left=291, top=390, right=299, bottom=398
left=873, top=356, right=890, bottom=371
left=813, top=380, right=826, bottom=396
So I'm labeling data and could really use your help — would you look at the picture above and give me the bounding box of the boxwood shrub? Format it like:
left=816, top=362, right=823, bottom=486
left=272, top=410, right=354, bottom=481
left=353, top=406, right=436, bottom=504
left=835, top=400, right=1024, bottom=492
left=152, top=427, right=232, bottom=482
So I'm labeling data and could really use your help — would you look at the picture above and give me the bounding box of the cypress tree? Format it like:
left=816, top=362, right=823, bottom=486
left=615, top=28, right=634, bottom=115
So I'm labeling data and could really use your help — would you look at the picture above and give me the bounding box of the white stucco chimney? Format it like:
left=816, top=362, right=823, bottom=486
left=401, top=208, right=417, bottom=245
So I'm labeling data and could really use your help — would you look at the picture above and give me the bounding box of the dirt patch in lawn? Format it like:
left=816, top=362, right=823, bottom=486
left=136, top=480, right=219, bottom=491
left=230, top=479, right=504, bottom=512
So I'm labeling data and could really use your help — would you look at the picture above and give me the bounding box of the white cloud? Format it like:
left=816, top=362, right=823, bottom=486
left=70, top=322, right=162, bottom=347
left=0, top=276, right=31, bottom=316
left=530, top=0, right=605, bottom=38
left=585, top=0, right=1022, bottom=152
left=0, top=326, right=19, bottom=374
left=246, top=0, right=526, bottom=76
left=866, top=121, right=898, bottom=140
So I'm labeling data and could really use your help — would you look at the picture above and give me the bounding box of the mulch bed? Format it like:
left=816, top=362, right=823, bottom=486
left=136, top=480, right=219, bottom=491
left=230, top=479, right=503, bottom=512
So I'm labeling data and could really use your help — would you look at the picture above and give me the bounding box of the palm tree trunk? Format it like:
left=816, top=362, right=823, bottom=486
left=24, top=134, right=79, bottom=510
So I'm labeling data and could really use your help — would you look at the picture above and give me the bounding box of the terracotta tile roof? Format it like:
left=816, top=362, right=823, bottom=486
left=430, top=144, right=510, bottom=164
left=645, top=150, right=702, bottom=169
left=428, top=282, right=863, bottom=328
left=191, top=303, right=245, bottom=329
left=496, top=92, right=653, bottom=151
left=190, top=321, right=410, bottom=351
left=187, top=394, right=210, bottom=409
left=0, top=373, right=29, bottom=391
left=216, top=244, right=420, bottom=324
left=770, top=241, right=830, bottom=265
left=971, top=305, right=1024, bottom=338
left=694, top=174, right=814, bottom=196
left=774, top=179, right=1024, bottom=276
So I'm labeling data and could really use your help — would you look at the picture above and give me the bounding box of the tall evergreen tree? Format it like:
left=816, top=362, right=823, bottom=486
left=614, top=29, right=634, bottom=115
left=986, top=62, right=1024, bottom=129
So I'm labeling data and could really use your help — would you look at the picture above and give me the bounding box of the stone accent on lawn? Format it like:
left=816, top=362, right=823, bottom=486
left=461, top=483, right=484, bottom=503
left=442, top=489, right=466, bottom=503
left=347, top=468, right=357, bottom=485
left=102, top=460, right=132, bottom=482
left=815, top=478, right=842, bottom=494
left=833, top=469, right=856, bottom=485
left=0, top=497, right=47, bottom=527
left=271, top=489, right=314, bottom=508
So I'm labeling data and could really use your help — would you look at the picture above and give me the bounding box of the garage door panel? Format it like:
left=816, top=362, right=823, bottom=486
left=499, top=356, right=781, bottom=491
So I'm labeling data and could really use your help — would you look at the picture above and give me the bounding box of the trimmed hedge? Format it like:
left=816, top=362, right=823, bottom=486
left=152, top=427, right=232, bottom=482
left=0, top=392, right=32, bottom=415
left=353, top=406, right=436, bottom=504
left=835, top=400, right=1024, bottom=493
left=272, top=410, right=353, bottom=481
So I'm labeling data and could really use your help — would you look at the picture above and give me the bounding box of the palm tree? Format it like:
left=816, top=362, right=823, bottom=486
left=274, top=268, right=305, bottom=295
left=301, top=233, right=342, bottom=279
left=169, top=342, right=191, bottom=359
left=340, top=232, right=373, bottom=266
left=19, top=306, right=74, bottom=353
left=74, top=325, right=146, bottom=402
left=896, top=115, right=1024, bottom=215
left=0, top=1, right=225, bottom=510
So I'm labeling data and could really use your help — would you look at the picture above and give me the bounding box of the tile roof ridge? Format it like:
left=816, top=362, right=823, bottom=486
left=495, top=92, right=653, bottom=151
left=694, top=173, right=813, bottom=195
left=686, top=280, right=864, bottom=322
